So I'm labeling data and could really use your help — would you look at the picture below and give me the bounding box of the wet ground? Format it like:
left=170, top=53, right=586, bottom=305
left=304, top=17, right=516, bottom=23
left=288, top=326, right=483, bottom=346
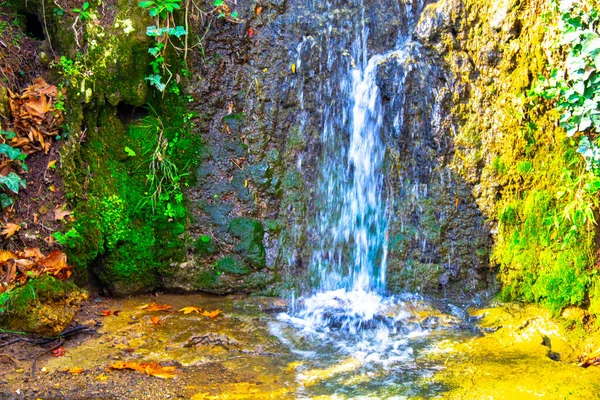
left=1, top=293, right=600, bottom=399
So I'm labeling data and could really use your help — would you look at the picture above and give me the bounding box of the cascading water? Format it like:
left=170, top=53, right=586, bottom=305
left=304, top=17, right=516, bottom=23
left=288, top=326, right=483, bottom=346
left=270, top=1, right=481, bottom=397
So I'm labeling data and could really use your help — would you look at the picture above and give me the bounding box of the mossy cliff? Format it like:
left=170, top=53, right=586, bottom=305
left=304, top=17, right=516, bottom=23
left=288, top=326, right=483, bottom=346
left=415, top=0, right=600, bottom=315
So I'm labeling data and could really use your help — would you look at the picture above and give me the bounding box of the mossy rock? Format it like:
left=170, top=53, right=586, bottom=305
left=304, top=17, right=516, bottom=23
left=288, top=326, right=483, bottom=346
left=228, top=217, right=266, bottom=269
left=216, top=255, right=252, bottom=275
left=194, top=235, right=217, bottom=256
left=0, top=275, right=87, bottom=336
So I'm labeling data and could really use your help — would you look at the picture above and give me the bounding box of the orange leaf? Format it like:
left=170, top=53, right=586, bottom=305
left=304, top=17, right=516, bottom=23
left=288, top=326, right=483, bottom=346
left=144, top=363, right=178, bottom=379
left=255, top=6, right=262, bottom=15
left=47, top=160, right=57, bottom=169
left=1, top=223, right=20, bottom=238
left=51, top=346, right=66, bottom=357
left=110, top=361, right=178, bottom=379
left=23, top=247, right=44, bottom=261
left=143, top=302, right=172, bottom=312
left=151, top=315, right=160, bottom=325
left=0, top=250, right=18, bottom=263
left=248, top=27, right=254, bottom=37
left=201, top=309, right=221, bottom=318
left=39, top=250, right=71, bottom=277
left=101, top=309, right=112, bottom=316
left=178, top=306, right=203, bottom=314
left=69, top=367, right=84, bottom=375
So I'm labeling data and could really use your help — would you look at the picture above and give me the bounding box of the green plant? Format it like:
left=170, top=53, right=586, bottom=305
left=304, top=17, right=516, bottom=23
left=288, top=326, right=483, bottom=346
left=138, top=0, right=187, bottom=92
left=139, top=0, right=181, bottom=19
left=0, top=130, right=27, bottom=208
left=73, top=2, right=91, bottom=21
left=136, top=110, right=189, bottom=213
left=532, top=0, right=600, bottom=171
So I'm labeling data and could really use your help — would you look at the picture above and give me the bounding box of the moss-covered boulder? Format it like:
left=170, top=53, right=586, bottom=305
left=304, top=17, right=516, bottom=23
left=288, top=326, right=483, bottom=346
left=0, top=275, right=87, bottom=336
left=228, top=217, right=266, bottom=269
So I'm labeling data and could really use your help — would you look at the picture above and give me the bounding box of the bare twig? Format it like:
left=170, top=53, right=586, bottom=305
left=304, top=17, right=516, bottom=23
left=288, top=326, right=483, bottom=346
left=31, top=339, right=64, bottom=377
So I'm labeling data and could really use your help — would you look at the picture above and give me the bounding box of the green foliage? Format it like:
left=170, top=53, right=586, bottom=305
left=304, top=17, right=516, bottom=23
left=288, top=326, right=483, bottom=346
left=0, top=133, right=27, bottom=208
left=138, top=0, right=187, bottom=92
left=73, top=2, right=90, bottom=21
left=497, top=0, right=600, bottom=316
left=532, top=1, right=600, bottom=172
left=138, top=0, right=180, bottom=19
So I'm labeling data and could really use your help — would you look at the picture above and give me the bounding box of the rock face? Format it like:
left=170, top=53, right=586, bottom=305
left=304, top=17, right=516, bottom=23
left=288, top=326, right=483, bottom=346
left=165, top=0, right=494, bottom=296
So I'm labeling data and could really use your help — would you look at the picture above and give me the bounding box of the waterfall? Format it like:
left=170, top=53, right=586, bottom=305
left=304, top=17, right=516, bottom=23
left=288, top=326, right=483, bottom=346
left=280, top=0, right=421, bottom=336
left=311, top=52, right=391, bottom=293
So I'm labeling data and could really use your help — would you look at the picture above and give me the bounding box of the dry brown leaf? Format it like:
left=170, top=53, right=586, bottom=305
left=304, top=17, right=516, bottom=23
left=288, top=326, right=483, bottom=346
left=178, top=306, right=203, bottom=314
left=22, top=247, right=44, bottom=261
left=54, top=205, right=71, bottom=221
left=39, top=250, right=72, bottom=278
left=201, top=309, right=222, bottom=319
left=1, top=223, right=20, bottom=238
left=143, top=302, right=172, bottom=312
left=0, top=250, right=18, bottom=263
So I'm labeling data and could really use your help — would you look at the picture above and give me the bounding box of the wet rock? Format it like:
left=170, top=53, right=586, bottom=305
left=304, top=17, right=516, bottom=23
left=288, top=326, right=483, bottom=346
left=186, top=333, right=240, bottom=349
left=228, top=217, right=266, bottom=269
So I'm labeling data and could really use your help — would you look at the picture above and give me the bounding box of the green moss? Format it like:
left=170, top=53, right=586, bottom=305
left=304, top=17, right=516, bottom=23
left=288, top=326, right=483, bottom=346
left=0, top=275, right=87, bottom=335
left=194, top=235, right=216, bottom=256
left=216, top=255, right=252, bottom=275
left=228, top=217, right=266, bottom=269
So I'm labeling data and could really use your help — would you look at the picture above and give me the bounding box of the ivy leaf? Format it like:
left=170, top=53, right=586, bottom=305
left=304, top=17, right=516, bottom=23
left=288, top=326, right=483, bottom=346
left=0, top=144, right=23, bottom=160
left=582, top=36, right=600, bottom=56
left=168, top=26, right=187, bottom=38
left=0, top=172, right=26, bottom=193
left=0, top=193, right=14, bottom=208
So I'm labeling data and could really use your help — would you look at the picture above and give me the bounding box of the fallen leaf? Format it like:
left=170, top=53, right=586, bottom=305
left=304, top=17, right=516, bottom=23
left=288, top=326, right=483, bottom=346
left=110, top=361, right=178, bottom=379
left=101, top=309, right=112, bottom=316
left=145, top=363, right=178, bottom=379
left=0, top=250, right=18, bottom=263
left=291, top=63, right=296, bottom=74
left=23, top=247, right=44, bottom=261
left=248, top=27, right=254, bottom=37
left=69, top=367, right=84, bottom=375
left=255, top=6, right=262, bottom=15
left=39, top=250, right=72, bottom=278
left=143, top=302, right=172, bottom=312
left=51, top=346, right=65, bottom=357
left=47, top=160, right=56, bottom=169
left=54, top=205, right=71, bottom=221
left=48, top=184, right=56, bottom=192
left=151, top=315, right=161, bottom=325
left=244, top=179, right=249, bottom=188
left=178, top=306, right=203, bottom=314
left=1, top=223, right=20, bottom=238
left=201, top=309, right=222, bottom=319
left=96, top=373, right=109, bottom=381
